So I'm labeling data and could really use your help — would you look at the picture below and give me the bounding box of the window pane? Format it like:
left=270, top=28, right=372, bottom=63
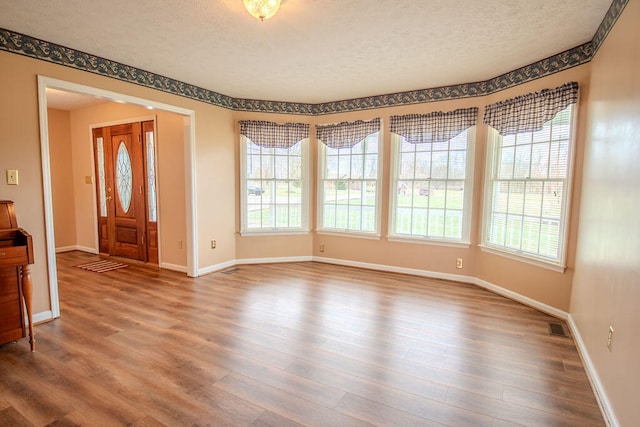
left=530, top=143, right=550, bottom=179
left=351, top=155, right=364, bottom=179
left=414, top=151, right=431, bottom=179
left=523, top=181, right=543, bottom=217
left=448, top=151, right=466, bottom=179
left=445, top=210, right=463, bottom=239
left=275, top=155, right=288, bottom=179
left=542, top=182, right=563, bottom=220
left=507, top=182, right=525, bottom=215
left=399, top=152, right=416, bottom=179
left=498, top=146, right=514, bottom=179
left=411, top=208, right=427, bottom=236
left=431, top=151, right=449, bottom=179
left=96, top=137, right=107, bottom=217
left=513, top=145, right=531, bottom=179
left=145, top=131, right=157, bottom=222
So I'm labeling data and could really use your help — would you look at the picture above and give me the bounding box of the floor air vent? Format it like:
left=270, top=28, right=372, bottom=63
left=548, top=322, right=570, bottom=337
left=221, top=267, right=240, bottom=274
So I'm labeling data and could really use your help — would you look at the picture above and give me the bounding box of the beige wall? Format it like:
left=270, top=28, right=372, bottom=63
left=47, top=108, right=77, bottom=249
left=570, top=0, right=640, bottom=425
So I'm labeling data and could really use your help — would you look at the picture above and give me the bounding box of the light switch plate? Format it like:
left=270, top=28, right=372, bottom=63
left=6, top=169, right=18, bottom=185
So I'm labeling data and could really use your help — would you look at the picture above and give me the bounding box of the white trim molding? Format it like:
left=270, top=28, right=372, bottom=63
left=567, top=315, right=619, bottom=427
left=197, top=260, right=237, bottom=276
left=32, top=310, right=55, bottom=324
left=237, top=256, right=313, bottom=265
left=313, top=256, right=568, bottom=320
left=161, top=262, right=189, bottom=274
left=55, top=245, right=99, bottom=254
left=313, top=255, right=475, bottom=283
left=197, top=256, right=315, bottom=277
left=37, top=75, right=198, bottom=319
left=473, top=277, right=567, bottom=320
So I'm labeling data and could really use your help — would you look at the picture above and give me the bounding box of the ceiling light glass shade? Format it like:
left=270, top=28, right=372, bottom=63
left=243, top=0, right=281, bottom=21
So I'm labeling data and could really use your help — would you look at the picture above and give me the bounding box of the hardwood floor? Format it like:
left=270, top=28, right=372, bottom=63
left=0, top=251, right=604, bottom=426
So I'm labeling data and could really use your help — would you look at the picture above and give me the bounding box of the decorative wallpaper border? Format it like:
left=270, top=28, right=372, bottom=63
left=0, top=0, right=628, bottom=115
left=591, top=0, right=629, bottom=54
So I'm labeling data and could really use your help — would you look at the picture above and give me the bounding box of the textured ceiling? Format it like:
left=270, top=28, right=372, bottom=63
left=0, top=0, right=612, bottom=104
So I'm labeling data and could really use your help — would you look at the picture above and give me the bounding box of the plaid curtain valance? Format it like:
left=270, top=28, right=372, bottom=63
left=483, top=82, right=579, bottom=136
left=239, top=120, right=309, bottom=148
left=316, top=118, right=381, bottom=149
left=390, top=108, right=478, bottom=144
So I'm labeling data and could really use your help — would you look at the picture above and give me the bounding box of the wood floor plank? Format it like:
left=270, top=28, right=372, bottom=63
left=251, top=410, right=306, bottom=427
left=334, top=392, right=448, bottom=427
left=0, top=252, right=605, bottom=426
left=214, top=372, right=373, bottom=427
left=286, top=359, right=493, bottom=426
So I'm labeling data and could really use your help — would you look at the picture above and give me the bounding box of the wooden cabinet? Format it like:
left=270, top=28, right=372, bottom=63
left=0, top=267, right=25, bottom=344
left=0, top=200, right=35, bottom=350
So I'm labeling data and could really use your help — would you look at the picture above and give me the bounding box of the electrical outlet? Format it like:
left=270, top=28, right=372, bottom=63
left=319, top=244, right=325, bottom=253
left=6, top=169, right=18, bottom=185
left=607, top=326, right=614, bottom=352
left=211, top=240, right=216, bottom=249
left=456, top=258, right=463, bottom=269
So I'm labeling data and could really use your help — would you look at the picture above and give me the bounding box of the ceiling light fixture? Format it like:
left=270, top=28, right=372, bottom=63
left=243, top=0, right=281, bottom=21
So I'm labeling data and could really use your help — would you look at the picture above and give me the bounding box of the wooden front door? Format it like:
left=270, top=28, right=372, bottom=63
left=92, top=121, right=158, bottom=263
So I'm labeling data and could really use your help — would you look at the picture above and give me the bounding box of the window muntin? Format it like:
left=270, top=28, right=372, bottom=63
left=318, top=132, right=381, bottom=235
left=483, top=105, right=574, bottom=265
left=390, top=129, right=474, bottom=242
left=241, top=136, right=308, bottom=233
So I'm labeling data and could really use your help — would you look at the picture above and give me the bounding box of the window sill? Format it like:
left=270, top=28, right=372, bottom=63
left=240, top=229, right=309, bottom=237
left=387, top=235, right=470, bottom=248
left=316, top=230, right=381, bottom=240
left=479, top=244, right=567, bottom=273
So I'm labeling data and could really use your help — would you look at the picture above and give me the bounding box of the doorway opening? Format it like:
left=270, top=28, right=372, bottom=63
left=37, top=76, right=198, bottom=320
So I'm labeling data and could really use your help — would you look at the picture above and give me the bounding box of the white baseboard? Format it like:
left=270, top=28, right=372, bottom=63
left=160, top=262, right=188, bottom=274
left=313, top=256, right=567, bottom=320
left=567, top=315, right=619, bottom=427
left=237, top=256, right=313, bottom=265
left=313, top=255, right=475, bottom=283
left=196, top=256, right=314, bottom=277
left=55, top=245, right=98, bottom=254
left=197, top=259, right=237, bottom=276
left=31, top=310, right=55, bottom=324
left=473, top=277, right=568, bottom=320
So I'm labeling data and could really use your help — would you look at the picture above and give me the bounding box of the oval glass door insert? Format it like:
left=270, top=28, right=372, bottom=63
left=116, top=141, right=133, bottom=213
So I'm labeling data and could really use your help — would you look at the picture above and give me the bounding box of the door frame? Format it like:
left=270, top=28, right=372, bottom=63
left=37, top=76, right=199, bottom=319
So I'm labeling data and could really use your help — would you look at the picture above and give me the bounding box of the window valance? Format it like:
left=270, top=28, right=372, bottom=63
left=316, top=118, right=381, bottom=149
left=483, top=82, right=579, bottom=136
left=239, top=120, right=309, bottom=149
left=390, top=108, right=478, bottom=144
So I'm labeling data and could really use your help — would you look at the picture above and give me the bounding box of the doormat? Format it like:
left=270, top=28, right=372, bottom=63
left=76, top=260, right=129, bottom=273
